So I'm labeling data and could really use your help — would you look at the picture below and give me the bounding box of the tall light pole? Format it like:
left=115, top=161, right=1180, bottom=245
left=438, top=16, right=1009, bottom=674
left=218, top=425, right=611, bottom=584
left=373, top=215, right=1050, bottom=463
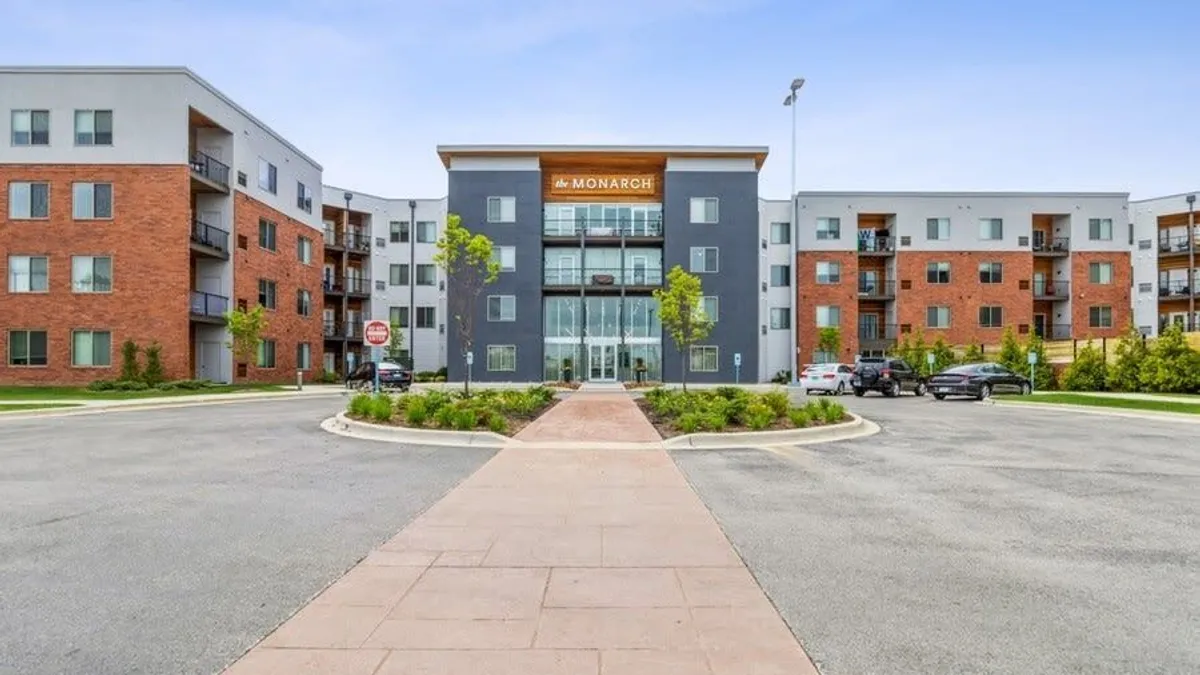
left=1188, top=193, right=1196, bottom=330
left=408, top=199, right=417, bottom=369
left=342, top=191, right=353, bottom=372
left=783, top=77, right=805, bottom=386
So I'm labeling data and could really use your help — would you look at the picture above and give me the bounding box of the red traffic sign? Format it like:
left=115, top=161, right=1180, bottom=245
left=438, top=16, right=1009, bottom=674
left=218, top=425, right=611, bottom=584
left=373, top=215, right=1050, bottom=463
left=363, top=319, right=391, bottom=347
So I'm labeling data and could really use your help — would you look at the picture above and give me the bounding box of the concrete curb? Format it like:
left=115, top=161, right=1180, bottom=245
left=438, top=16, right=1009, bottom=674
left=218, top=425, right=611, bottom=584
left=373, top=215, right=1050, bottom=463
left=324, top=413, right=511, bottom=448
left=0, top=391, right=344, bottom=421
left=663, top=413, right=878, bottom=449
left=991, top=400, right=1200, bottom=424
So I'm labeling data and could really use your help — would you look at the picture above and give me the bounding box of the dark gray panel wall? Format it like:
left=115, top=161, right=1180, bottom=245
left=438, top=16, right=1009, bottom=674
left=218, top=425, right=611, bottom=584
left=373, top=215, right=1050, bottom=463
left=662, top=171, right=760, bottom=383
left=446, top=170, right=543, bottom=382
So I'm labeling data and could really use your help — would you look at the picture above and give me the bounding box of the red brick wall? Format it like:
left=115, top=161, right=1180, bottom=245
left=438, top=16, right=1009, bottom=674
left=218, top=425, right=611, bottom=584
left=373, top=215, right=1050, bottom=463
left=0, top=165, right=191, bottom=385
left=1071, top=251, right=1131, bottom=339
left=232, top=192, right=324, bottom=382
left=896, top=251, right=1035, bottom=346
left=796, top=252, right=859, bottom=362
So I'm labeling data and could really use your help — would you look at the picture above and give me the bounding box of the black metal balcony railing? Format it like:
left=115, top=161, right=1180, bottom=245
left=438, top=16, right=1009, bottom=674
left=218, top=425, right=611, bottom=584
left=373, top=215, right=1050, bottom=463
left=858, top=236, right=895, bottom=253
left=543, top=267, right=664, bottom=287
left=1032, top=280, right=1070, bottom=299
left=190, top=290, right=229, bottom=318
left=1160, top=317, right=1199, bottom=332
left=1159, top=280, right=1197, bottom=297
left=1033, top=237, right=1070, bottom=254
left=858, top=279, right=896, bottom=297
left=858, top=323, right=899, bottom=341
left=190, top=218, right=230, bottom=252
left=323, top=321, right=365, bottom=339
left=344, top=231, right=370, bottom=252
left=1034, top=324, right=1073, bottom=340
left=190, top=150, right=230, bottom=188
left=543, top=218, right=664, bottom=238
left=1159, top=233, right=1197, bottom=254
left=343, top=276, right=370, bottom=295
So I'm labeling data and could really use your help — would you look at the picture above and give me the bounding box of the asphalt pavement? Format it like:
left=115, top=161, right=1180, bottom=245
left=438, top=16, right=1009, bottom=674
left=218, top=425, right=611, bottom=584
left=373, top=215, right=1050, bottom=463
left=0, top=397, right=495, bottom=675
left=672, top=393, right=1200, bottom=675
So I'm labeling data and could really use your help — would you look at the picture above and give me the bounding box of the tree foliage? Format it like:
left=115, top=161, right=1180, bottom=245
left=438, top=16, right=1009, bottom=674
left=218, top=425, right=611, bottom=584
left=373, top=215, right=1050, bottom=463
left=434, top=213, right=499, bottom=394
left=997, top=326, right=1024, bottom=375
left=653, top=265, right=713, bottom=392
left=817, top=327, right=841, bottom=362
left=960, top=343, right=986, bottom=363
left=142, top=342, right=166, bottom=386
left=1060, top=340, right=1107, bottom=391
left=119, top=340, right=141, bottom=382
left=1138, top=322, right=1200, bottom=393
left=385, top=322, right=406, bottom=364
left=1107, top=324, right=1148, bottom=392
left=225, top=304, right=269, bottom=366
left=1024, top=332, right=1054, bottom=390
left=929, top=337, right=957, bottom=375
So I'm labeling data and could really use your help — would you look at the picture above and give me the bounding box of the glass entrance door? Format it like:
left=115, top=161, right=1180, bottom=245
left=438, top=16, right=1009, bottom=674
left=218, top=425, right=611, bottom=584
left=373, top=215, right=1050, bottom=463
left=588, top=343, right=617, bottom=381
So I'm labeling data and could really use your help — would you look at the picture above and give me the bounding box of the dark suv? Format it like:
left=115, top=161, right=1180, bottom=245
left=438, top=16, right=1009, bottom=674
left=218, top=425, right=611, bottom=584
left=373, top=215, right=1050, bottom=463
left=851, top=357, right=927, bottom=397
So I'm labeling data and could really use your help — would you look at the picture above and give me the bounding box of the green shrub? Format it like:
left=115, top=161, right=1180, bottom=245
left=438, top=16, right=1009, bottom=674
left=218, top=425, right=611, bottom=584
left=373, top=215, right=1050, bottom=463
left=771, top=369, right=791, bottom=385
left=155, top=382, right=176, bottom=391
left=437, top=366, right=448, bottom=378
left=817, top=398, right=846, bottom=424
left=677, top=412, right=703, bottom=434
left=119, top=340, right=141, bottom=382
left=787, top=408, right=811, bottom=428
left=1060, top=341, right=1108, bottom=391
left=142, top=342, right=166, bottom=386
left=486, top=412, right=508, bottom=434
left=1138, top=323, right=1200, bottom=393
left=760, top=390, right=790, bottom=419
left=743, top=401, right=774, bottom=430
left=173, top=379, right=206, bottom=390
left=87, top=379, right=116, bottom=391
left=1107, top=324, right=1148, bottom=392
left=433, top=402, right=458, bottom=428
left=368, top=393, right=394, bottom=422
left=405, top=398, right=429, bottom=426
left=451, top=406, right=478, bottom=430
left=348, top=393, right=373, bottom=417
left=114, top=380, right=149, bottom=391
left=698, top=410, right=727, bottom=431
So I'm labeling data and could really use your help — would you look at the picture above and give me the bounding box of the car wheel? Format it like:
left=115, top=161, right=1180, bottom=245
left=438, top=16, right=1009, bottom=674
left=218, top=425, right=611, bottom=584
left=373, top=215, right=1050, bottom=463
left=886, top=381, right=901, bottom=398
left=853, top=387, right=865, bottom=397
left=977, top=383, right=992, bottom=401
left=836, top=382, right=845, bottom=395
left=914, top=382, right=927, bottom=397
left=1020, top=382, right=1031, bottom=395
left=805, top=389, right=811, bottom=396
left=933, top=393, right=947, bottom=401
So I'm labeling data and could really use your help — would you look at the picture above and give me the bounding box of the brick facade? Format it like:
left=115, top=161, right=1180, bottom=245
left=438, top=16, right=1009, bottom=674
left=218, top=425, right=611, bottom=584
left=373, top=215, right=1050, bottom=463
left=896, top=251, right=1035, bottom=346
left=0, top=165, right=192, bottom=385
left=795, top=251, right=859, bottom=362
left=1071, top=251, right=1132, bottom=339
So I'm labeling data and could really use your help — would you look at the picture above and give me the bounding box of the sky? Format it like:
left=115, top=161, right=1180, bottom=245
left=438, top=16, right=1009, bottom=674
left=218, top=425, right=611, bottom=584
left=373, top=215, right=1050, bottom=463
left=3, top=0, right=1197, bottom=201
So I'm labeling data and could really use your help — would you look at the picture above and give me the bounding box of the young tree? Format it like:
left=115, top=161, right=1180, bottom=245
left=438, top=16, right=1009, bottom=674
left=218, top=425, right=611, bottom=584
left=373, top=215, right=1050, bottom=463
left=225, top=304, right=269, bottom=373
left=653, top=265, right=714, bottom=392
left=816, top=327, right=841, bottom=363
left=385, top=322, right=406, bottom=365
left=908, top=329, right=930, bottom=375
left=119, top=339, right=141, bottom=382
left=1107, top=323, right=1149, bottom=392
left=1059, top=340, right=1108, bottom=391
left=1138, top=322, right=1200, bottom=393
left=929, top=337, right=956, bottom=374
left=142, top=342, right=166, bottom=386
left=997, top=326, right=1024, bottom=374
left=434, top=213, right=499, bottom=395
left=959, top=342, right=986, bottom=363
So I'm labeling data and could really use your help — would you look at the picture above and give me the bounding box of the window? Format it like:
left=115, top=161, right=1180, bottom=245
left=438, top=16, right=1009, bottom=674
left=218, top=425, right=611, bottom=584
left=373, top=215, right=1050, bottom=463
left=8, top=255, right=48, bottom=292
left=816, top=217, right=840, bottom=240
left=71, top=256, right=112, bottom=293
left=296, top=182, right=313, bottom=213
left=979, top=306, right=1004, bottom=328
left=690, top=247, right=719, bottom=273
left=926, top=262, right=951, bottom=284
left=8, top=330, right=48, bottom=366
left=770, top=307, right=790, bottom=329
left=296, top=289, right=312, bottom=316
left=415, top=264, right=436, bottom=286
left=689, top=345, right=719, bottom=372
left=390, top=221, right=410, bottom=243
left=258, top=279, right=277, bottom=309
left=237, top=171, right=247, bottom=187
left=1088, top=218, right=1113, bottom=241
left=816, top=305, right=840, bottom=328
left=978, top=218, right=1003, bottom=240
left=1089, top=261, right=1114, bottom=284
left=689, top=197, right=719, bottom=224
left=256, top=339, right=277, bottom=368
left=296, top=343, right=311, bottom=370
left=389, top=263, right=409, bottom=286
left=926, top=217, right=950, bottom=240
left=978, top=262, right=1003, bottom=284
left=297, top=236, right=313, bottom=264
left=769, top=264, right=791, bottom=287
left=71, top=330, right=112, bottom=367
left=389, top=306, right=409, bottom=328
left=74, top=110, right=112, bottom=145
left=1089, top=306, right=1113, bottom=329
left=487, top=295, right=516, bottom=321
left=486, top=345, right=516, bottom=371
left=416, top=306, right=436, bottom=328
left=770, top=222, right=790, bottom=244
left=486, top=196, right=516, bottom=223
left=416, top=221, right=437, bottom=243
left=815, top=261, right=840, bottom=284
left=71, top=182, right=113, bottom=219
left=258, top=218, right=277, bottom=251
left=697, top=296, right=719, bottom=322
left=257, top=158, right=277, bottom=193
left=11, top=110, right=49, bottom=146
left=8, top=181, right=49, bottom=218
left=492, top=246, right=516, bottom=271
left=926, top=306, right=951, bottom=328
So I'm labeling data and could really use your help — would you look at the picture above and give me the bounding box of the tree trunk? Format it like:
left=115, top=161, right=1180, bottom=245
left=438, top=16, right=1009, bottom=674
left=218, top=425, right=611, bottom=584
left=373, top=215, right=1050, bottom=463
left=680, top=352, right=688, bottom=393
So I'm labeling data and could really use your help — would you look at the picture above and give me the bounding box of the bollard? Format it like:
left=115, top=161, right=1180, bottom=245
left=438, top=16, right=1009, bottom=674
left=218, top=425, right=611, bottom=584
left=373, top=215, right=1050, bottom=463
left=296, top=369, right=303, bottom=391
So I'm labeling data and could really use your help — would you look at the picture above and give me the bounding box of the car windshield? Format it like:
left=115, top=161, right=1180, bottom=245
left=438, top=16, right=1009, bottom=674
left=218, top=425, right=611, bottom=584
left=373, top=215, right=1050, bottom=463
left=377, top=362, right=403, bottom=371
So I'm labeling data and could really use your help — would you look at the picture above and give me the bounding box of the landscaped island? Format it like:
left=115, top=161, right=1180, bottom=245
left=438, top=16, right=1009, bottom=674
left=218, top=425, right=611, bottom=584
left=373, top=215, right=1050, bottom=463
left=346, top=385, right=558, bottom=436
left=637, top=386, right=850, bottom=438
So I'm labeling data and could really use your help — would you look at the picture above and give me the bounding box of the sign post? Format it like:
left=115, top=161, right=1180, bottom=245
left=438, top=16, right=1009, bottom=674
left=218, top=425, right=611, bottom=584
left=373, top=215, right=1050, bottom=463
left=1027, top=350, right=1038, bottom=393
left=363, top=319, right=391, bottom=393
left=925, top=351, right=936, bottom=377
left=465, top=350, right=474, bottom=392
left=733, top=352, right=742, bottom=384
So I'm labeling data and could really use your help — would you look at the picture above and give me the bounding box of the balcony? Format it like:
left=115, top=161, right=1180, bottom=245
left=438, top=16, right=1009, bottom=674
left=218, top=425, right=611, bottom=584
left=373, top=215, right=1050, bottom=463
left=344, top=231, right=371, bottom=255
left=1160, top=317, right=1199, bottom=333
left=858, top=279, right=896, bottom=300
left=543, top=217, right=664, bottom=244
left=1032, top=237, right=1070, bottom=256
left=1159, top=233, right=1198, bottom=257
left=543, top=267, right=664, bottom=292
left=189, top=291, right=228, bottom=324
left=190, top=218, right=230, bottom=259
left=324, top=229, right=345, bottom=252
left=1158, top=280, right=1198, bottom=299
left=323, top=321, right=365, bottom=341
left=1034, top=323, right=1073, bottom=340
left=857, top=236, right=895, bottom=255
left=344, top=276, right=371, bottom=296
left=858, top=323, right=899, bottom=349
left=189, top=150, right=230, bottom=193
left=1032, top=280, right=1070, bottom=301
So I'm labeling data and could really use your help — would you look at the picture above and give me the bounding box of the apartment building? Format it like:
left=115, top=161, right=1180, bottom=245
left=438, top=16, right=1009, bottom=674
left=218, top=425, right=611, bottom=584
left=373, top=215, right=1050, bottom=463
left=1, top=67, right=324, bottom=385
left=439, top=145, right=767, bottom=384
left=319, top=186, right=448, bottom=375
left=759, top=198, right=794, bottom=381
left=789, top=192, right=1132, bottom=363
left=1130, top=191, right=1199, bottom=334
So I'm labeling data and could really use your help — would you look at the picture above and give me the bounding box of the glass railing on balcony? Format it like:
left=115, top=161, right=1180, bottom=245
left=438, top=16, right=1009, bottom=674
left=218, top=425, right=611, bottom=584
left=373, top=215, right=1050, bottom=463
left=1032, top=237, right=1070, bottom=254
left=190, top=150, right=230, bottom=188
left=190, top=218, right=230, bottom=252
left=543, top=218, right=664, bottom=238
left=1158, top=280, right=1197, bottom=297
left=857, top=279, right=896, bottom=297
left=189, top=290, right=229, bottom=318
left=344, top=231, right=370, bottom=252
left=857, top=323, right=899, bottom=341
left=857, top=236, right=895, bottom=253
left=343, top=276, right=371, bottom=294
left=543, top=267, right=665, bottom=287
left=1159, top=233, right=1198, bottom=254
left=1032, top=280, right=1070, bottom=299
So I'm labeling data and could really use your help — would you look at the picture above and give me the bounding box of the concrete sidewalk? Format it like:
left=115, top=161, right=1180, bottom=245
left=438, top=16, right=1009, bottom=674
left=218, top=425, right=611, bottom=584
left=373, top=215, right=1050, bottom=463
left=222, top=393, right=819, bottom=675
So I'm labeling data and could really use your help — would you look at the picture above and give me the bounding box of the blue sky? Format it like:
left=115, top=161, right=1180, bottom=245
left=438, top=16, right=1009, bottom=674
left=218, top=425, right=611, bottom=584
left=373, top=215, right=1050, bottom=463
left=3, top=0, right=1197, bottom=200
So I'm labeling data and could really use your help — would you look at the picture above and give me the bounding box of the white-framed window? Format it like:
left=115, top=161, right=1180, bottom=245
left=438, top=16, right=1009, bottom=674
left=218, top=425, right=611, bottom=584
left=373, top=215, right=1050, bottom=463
left=487, top=295, right=516, bottom=321
left=978, top=262, right=1003, bottom=284
left=769, top=221, right=790, bottom=244
left=8, top=255, right=48, bottom=292
left=390, top=306, right=409, bottom=328
left=1089, top=261, right=1114, bottom=284
left=416, top=306, right=436, bottom=328
left=689, top=197, right=719, bottom=224
left=72, top=182, right=113, bottom=219
left=297, top=236, right=313, bottom=264
left=689, top=345, right=719, bottom=372
left=11, top=110, right=49, bottom=146
left=258, top=279, right=277, bottom=309
left=486, top=196, right=516, bottom=223
left=1089, top=305, right=1113, bottom=329
left=816, top=261, right=840, bottom=284
left=816, top=217, right=841, bottom=240
left=390, top=220, right=409, bottom=243
left=258, top=218, right=277, bottom=251
left=296, top=343, right=312, bottom=370
left=257, top=158, right=277, bottom=194
left=415, top=264, right=436, bottom=286
left=297, top=182, right=313, bottom=213
left=697, top=296, right=718, bottom=323
left=978, top=306, right=1003, bottom=328
left=71, top=256, right=112, bottom=293
left=257, top=339, right=277, bottom=368
left=926, top=306, right=951, bottom=328
left=487, top=345, right=517, bottom=371
left=816, top=305, right=840, bottom=328
left=770, top=307, right=790, bottom=329
left=926, top=262, right=951, bottom=284
left=978, top=217, right=1003, bottom=240
left=389, top=263, right=409, bottom=286
left=8, top=329, right=48, bottom=366
left=770, top=264, right=791, bottom=287
left=926, top=217, right=950, bottom=240
left=8, top=181, right=50, bottom=219
left=296, top=289, right=312, bottom=316
left=690, top=247, right=719, bottom=273
left=492, top=246, right=516, bottom=271
left=416, top=221, right=437, bottom=243
left=74, top=110, right=112, bottom=146
left=71, top=330, right=112, bottom=367
left=1088, top=218, right=1113, bottom=241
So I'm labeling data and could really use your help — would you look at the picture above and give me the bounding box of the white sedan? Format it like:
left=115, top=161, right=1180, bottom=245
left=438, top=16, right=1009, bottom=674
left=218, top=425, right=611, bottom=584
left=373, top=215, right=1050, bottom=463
left=801, top=363, right=855, bottom=395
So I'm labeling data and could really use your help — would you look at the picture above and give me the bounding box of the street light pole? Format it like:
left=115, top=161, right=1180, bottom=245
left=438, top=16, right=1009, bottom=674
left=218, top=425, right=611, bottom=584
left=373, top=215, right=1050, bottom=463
left=1188, top=194, right=1196, bottom=330
left=783, top=77, right=805, bottom=386
left=342, top=191, right=353, bottom=374
left=408, top=199, right=417, bottom=370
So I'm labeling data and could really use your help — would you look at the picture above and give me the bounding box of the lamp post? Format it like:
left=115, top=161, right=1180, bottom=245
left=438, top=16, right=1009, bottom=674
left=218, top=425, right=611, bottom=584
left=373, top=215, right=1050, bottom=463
left=783, top=77, right=805, bottom=386
left=408, top=199, right=417, bottom=370
left=1188, top=193, right=1196, bottom=330
left=342, top=191, right=353, bottom=373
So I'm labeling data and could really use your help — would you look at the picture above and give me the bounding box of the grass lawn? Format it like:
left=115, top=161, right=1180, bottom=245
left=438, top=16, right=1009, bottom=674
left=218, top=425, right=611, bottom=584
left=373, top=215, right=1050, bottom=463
left=0, top=403, right=83, bottom=412
left=0, top=384, right=288, bottom=402
left=1003, top=393, right=1200, bottom=415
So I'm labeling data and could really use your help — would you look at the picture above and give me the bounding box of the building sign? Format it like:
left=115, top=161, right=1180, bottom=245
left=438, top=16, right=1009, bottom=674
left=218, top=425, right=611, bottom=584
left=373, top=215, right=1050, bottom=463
left=548, top=173, right=657, bottom=197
